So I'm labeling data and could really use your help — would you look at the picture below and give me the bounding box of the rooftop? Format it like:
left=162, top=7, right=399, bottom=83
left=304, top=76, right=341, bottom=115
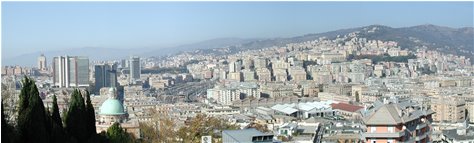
left=222, top=128, right=274, bottom=143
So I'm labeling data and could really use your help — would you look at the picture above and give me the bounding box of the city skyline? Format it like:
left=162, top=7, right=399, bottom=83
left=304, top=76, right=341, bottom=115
left=2, top=2, right=474, bottom=142
left=2, top=1, right=473, bottom=60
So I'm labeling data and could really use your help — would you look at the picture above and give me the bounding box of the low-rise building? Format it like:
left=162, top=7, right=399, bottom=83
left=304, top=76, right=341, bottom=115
left=222, top=128, right=276, bottom=143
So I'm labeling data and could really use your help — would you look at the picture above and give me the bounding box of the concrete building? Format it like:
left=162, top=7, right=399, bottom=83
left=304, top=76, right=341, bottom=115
left=37, top=54, right=47, bottom=71
left=362, top=101, right=435, bottom=143
left=442, top=127, right=474, bottom=143
left=312, top=71, right=332, bottom=84
left=323, top=84, right=353, bottom=96
left=52, top=56, right=90, bottom=88
left=273, top=69, right=288, bottom=82
left=466, top=101, right=474, bottom=123
left=256, top=68, right=271, bottom=82
left=228, top=72, right=242, bottom=82
left=242, top=69, right=256, bottom=82
left=207, top=86, right=239, bottom=105
left=96, top=88, right=140, bottom=138
left=271, top=60, right=289, bottom=70
left=222, top=128, right=275, bottom=143
left=431, top=97, right=466, bottom=123
left=94, top=63, right=118, bottom=94
left=318, top=92, right=352, bottom=103
left=254, top=57, right=268, bottom=69
left=330, top=102, right=364, bottom=120
left=129, top=56, right=141, bottom=83
left=229, top=60, right=242, bottom=73
left=288, top=67, right=307, bottom=81
left=242, top=58, right=254, bottom=70
left=259, top=83, right=293, bottom=98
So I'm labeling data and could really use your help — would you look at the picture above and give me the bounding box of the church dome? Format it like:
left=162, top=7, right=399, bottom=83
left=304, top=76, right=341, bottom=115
left=99, top=99, right=125, bottom=115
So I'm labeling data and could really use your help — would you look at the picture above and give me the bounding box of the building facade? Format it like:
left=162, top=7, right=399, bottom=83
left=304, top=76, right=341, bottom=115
left=430, top=97, right=466, bottom=123
left=129, top=56, right=141, bottom=83
left=94, top=63, right=118, bottom=94
left=37, top=54, right=47, bottom=71
left=362, top=101, right=435, bottom=143
left=52, top=56, right=90, bottom=88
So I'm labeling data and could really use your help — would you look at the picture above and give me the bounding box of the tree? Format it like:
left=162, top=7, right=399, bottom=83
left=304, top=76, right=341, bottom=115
left=2, top=102, right=17, bottom=143
left=17, top=76, right=51, bottom=143
left=65, top=89, right=88, bottom=142
left=139, top=123, right=159, bottom=143
left=177, top=114, right=239, bottom=143
left=51, top=95, right=62, bottom=127
left=106, top=122, right=133, bottom=143
left=50, top=95, right=68, bottom=143
left=84, top=90, right=97, bottom=138
left=139, top=110, right=178, bottom=143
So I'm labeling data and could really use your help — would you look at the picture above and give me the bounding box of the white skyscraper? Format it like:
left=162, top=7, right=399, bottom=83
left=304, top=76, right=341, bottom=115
left=129, top=56, right=141, bottom=83
left=52, top=56, right=90, bottom=88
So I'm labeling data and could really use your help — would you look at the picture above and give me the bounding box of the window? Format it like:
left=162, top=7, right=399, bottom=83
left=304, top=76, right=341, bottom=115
left=387, top=139, right=393, bottom=143
left=371, top=127, right=377, bottom=133
left=388, top=127, right=394, bottom=133
left=372, top=140, right=376, bottom=143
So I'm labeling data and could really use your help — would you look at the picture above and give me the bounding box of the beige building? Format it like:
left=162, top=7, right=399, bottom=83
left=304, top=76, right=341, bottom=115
left=242, top=69, right=256, bottom=82
left=430, top=96, right=466, bottom=123
left=256, top=68, right=271, bottom=82
left=228, top=72, right=242, bottom=82
left=466, top=101, right=474, bottom=123
left=311, top=71, right=332, bottom=84
left=38, top=54, right=47, bottom=71
left=259, top=83, right=293, bottom=98
left=273, top=69, right=288, bottom=82
left=323, top=84, right=353, bottom=96
left=302, top=83, right=319, bottom=97
left=318, top=92, right=352, bottom=103
left=288, top=67, right=307, bottom=82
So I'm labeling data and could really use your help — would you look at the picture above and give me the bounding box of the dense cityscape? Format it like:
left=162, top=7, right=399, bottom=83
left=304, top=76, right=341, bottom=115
left=2, top=1, right=474, bottom=143
left=2, top=25, right=474, bottom=143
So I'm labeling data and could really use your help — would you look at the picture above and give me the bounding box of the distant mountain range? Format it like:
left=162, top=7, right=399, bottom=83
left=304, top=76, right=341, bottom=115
left=3, top=24, right=473, bottom=66
left=228, top=24, right=474, bottom=60
left=2, top=38, right=257, bottom=66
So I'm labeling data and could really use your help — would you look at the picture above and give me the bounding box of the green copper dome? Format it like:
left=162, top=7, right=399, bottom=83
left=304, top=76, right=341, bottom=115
left=99, top=99, right=125, bottom=115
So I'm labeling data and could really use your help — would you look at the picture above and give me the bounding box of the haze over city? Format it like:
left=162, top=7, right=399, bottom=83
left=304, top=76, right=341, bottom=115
left=2, top=2, right=473, bottom=64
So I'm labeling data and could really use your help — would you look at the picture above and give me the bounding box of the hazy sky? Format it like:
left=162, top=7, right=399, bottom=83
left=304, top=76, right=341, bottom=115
left=2, top=2, right=473, bottom=59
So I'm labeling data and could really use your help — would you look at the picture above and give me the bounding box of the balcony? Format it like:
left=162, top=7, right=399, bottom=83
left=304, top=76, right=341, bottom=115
left=363, top=130, right=405, bottom=138
left=416, top=122, right=427, bottom=129
left=415, top=130, right=431, bottom=141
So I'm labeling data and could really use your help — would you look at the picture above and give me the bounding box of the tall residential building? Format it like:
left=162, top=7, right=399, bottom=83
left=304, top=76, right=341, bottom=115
left=256, top=68, right=271, bottom=82
left=362, top=101, right=435, bottom=143
left=52, top=56, right=90, bottom=88
left=94, top=63, right=118, bottom=94
left=129, top=56, right=141, bottom=83
left=467, top=101, right=474, bottom=123
left=120, top=59, right=127, bottom=68
left=228, top=60, right=242, bottom=73
left=430, top=96, right=466, bottom=123
left=37, top=54, right=47, bottom=71
left=254, top=57, right=268, bottom=69
left=242, top=69, right=256, bottom=82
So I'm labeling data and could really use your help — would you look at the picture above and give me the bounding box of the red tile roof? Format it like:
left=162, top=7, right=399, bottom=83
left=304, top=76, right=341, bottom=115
left=331, top=103, right=364, bottom=112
